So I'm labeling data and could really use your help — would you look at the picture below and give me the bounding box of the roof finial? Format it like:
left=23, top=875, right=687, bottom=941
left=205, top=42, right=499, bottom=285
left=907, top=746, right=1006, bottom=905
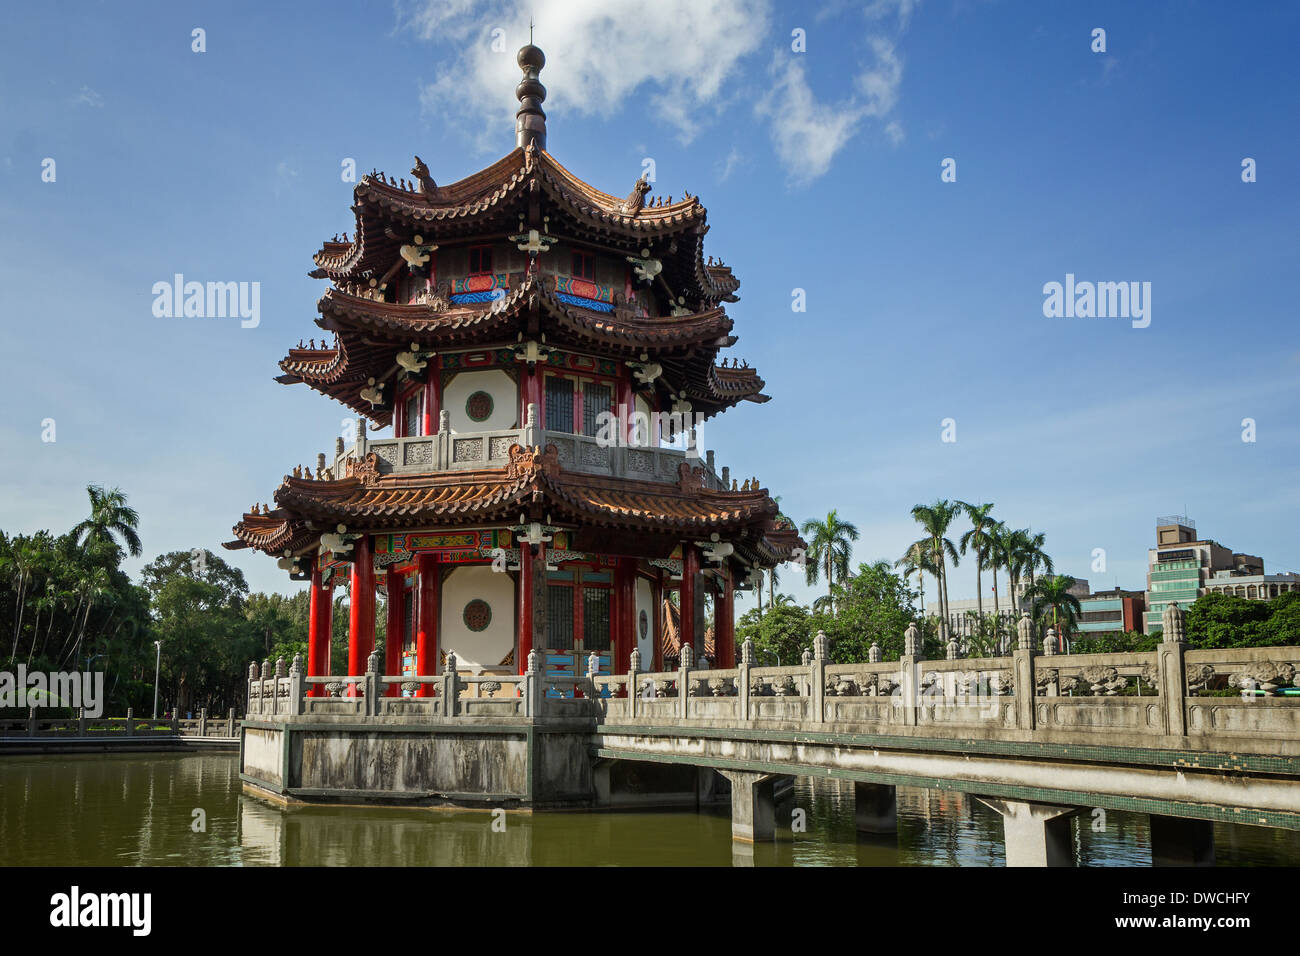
left=515, top=38, right=547, bottom=151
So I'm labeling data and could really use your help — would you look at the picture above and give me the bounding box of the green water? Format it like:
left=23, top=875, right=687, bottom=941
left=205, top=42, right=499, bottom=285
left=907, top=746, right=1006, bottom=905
left=0, top=753, right=1295, bottom=866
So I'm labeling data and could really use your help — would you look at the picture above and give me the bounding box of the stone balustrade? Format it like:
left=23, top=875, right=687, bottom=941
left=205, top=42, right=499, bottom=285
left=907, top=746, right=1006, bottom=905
left=332, top=403, right=725, bottom=488
left=245, top=650, right=596, bottom=720
left=589, top=621, right=1300, bottom=747
left=0, top=708, right=238, bottom=740
left=243, top=616, right=1299, bottom=746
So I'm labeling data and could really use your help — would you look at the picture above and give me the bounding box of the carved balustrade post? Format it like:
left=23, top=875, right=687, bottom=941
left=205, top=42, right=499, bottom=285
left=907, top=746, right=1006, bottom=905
left=523, top=648, right=539, bottom=718
left=443, top=650, right=460, bottom=717
left=289, top=653, right=304, bottom=715
left=679, top=644, right=694, bottom=719
left=436, top=409, right=451, bottom=469
left=365, top=649, right=381, bottom=716
left=811, top=630, right=828, bottom=723
left=739, top=638, right=753, bottom=722
left=1012, top=613, right=1037, bottom=730
left=1157, top=603, right=1189, bottom=737
left=246, top=662, right=257, bottom=715
left=897, top=622, right=924, bottom=727
left=628, top=648, right=641, bottom=720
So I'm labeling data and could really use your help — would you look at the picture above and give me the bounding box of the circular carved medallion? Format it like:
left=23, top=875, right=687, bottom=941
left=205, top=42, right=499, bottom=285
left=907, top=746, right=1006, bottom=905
left=639, top=609, right=649, bottom=640
left=463, top=599, right=492, bottom=632
left=466, top=390, right=494, bottom=423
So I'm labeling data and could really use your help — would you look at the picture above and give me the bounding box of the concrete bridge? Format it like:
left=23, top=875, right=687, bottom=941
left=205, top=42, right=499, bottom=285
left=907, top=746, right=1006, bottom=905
left=239, top=611, right=1299, bottom=866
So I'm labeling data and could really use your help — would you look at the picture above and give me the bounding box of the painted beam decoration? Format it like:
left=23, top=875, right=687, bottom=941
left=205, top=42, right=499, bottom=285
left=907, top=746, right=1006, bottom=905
left=553, top=276, right=616, bottom=313
left=449, top=273, right=513, bottom=304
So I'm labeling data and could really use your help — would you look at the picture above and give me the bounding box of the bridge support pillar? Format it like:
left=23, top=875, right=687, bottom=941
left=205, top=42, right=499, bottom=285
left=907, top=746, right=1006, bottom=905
left=978, top=798, right=1076, bottom=867
left=1150, top=815, right=1215, bottom=867
left=720, top=771, right=777, bottom=843
left=854, top=782, right=897, bottom=834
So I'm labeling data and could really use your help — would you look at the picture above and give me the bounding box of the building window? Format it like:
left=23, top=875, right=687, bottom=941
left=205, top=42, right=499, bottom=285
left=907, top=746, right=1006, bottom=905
left=545, top=567, right=611, bottom=652
left=469, top=245, right=493, bottom=275
left=545, top=376, right=575, bottom=432
left=572, top=250, right=594, bottom=281
left=583, top=382, right=612, bottom=436
left=583, top=587, right=611, bottom=650
left=547, top=584, right=574, bottom=649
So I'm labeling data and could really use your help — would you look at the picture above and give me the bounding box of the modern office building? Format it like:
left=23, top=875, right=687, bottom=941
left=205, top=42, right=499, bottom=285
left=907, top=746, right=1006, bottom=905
left=1146, top=515, right=1268, bottom=632
left=1075, top=588, right=1146, bottom=636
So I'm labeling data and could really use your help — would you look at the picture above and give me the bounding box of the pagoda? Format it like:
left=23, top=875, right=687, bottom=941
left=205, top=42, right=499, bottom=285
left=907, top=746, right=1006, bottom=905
left=225, top=44, right=801, bottom=696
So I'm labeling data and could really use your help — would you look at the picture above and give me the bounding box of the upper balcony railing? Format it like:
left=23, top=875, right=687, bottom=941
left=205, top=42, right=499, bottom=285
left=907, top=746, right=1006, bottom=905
left=334, top=403, right=727, bottom=489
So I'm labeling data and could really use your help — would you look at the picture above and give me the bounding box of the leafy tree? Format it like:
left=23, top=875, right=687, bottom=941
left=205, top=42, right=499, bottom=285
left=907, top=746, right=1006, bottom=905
left=816, top=560, right=923, bottom=662
left=1184, top=592, right=1273, bottom=648
left=735, top=602, right=809, bottom=666
left=1071, top=630, right=1158, bottom=654
left=143, top=550, right=260, bottom=714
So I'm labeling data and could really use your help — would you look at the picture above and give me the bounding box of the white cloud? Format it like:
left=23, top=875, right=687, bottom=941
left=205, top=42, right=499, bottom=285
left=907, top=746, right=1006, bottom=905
left=759, top=31, right=904, bottom=185
left=758, top=56, right=864, bottom=185
left=407, top=0, right=771, bottom=149
left=717, top=145, right=747, bottom=182
left=403, top=0, right=911, bottom=182
left=74, top=86, right=103, bottom=108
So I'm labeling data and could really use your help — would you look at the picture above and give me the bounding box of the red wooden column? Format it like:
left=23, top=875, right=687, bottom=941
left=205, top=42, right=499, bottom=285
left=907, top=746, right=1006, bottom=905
left=347, top=535, right=375, bottom=691
left=415, top=553, right=438, bottom=697
left=522, top=365, right=543, bottom=431
left=518, top=540, right=537, bottom=674
left=716, top=564, right=735, bottom=668
left=384, top=567, right=404, bottom=696
left=680, top=544, right=700, bottom=657
left=306, top=563, right=332, bottom=697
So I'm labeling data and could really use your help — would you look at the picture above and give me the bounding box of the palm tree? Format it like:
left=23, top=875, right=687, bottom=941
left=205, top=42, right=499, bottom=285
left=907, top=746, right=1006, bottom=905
left=71, top=485, right=142, bottom=558
left=957, top=501, right=997, bottom=623
left=1019, top=530, right=1054, bottom=594
left=910, top=500, right=960, bottom=636
left=800, top=510, right=860, bottom=615
left=1024, top=574, right=1081, bottom=651
left=895, top=539, right=936, bottom=617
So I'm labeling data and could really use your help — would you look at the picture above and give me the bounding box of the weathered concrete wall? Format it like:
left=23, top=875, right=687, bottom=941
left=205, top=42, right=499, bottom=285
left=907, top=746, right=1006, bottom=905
left=241, top=716, right=601, bottom=808
left=243, top=726, right=283, bottom=788
left=531, top=729, right=593, bottom=806
left=295, top=728, right=529, bottom=800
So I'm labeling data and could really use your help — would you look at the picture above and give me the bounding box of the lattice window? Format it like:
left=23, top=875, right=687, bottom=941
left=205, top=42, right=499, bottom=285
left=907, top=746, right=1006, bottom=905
left=583, top=587, right=610, bottom=650
left=583, top=382, right=612, bottom=437
left=546, top=376, right=575, bottom=433
left=547, top=584, right=574, bottom=649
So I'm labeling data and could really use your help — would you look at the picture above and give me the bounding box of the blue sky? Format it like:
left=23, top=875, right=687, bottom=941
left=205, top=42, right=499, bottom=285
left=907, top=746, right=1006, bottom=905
left=1, top=0, right=1296, bottom=610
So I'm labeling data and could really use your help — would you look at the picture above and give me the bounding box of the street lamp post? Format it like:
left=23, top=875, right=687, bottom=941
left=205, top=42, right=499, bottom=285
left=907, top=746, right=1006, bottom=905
left=152, top=640, right=161, bottom=720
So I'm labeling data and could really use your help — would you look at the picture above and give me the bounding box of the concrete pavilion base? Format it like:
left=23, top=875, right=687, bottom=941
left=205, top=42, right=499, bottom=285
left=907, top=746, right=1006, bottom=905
left=239, top=715, right=599, bottom=809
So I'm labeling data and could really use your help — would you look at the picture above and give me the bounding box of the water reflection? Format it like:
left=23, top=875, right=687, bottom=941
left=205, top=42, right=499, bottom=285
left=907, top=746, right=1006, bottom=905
left=1, top=754, right=1295, bottom=867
